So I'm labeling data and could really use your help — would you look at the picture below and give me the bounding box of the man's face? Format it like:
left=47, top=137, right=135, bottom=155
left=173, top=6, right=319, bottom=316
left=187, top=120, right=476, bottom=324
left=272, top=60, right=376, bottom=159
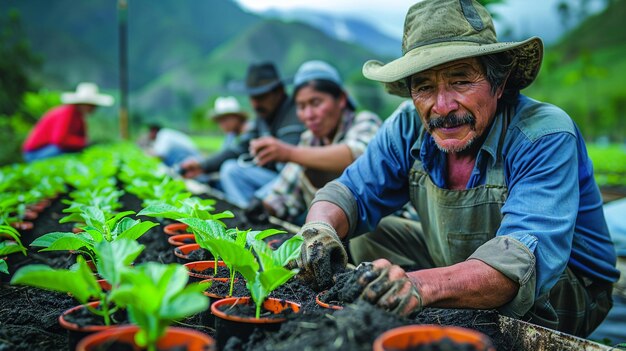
left=216, top=115, right=243, bottom=133
left=249, top=88, right=283, bottom=119
left=409, top=58, right=503, bottom=154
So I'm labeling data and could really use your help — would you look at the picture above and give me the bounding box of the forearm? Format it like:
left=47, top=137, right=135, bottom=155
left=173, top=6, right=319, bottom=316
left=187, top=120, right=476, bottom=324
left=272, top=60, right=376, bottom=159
left=288, top=144, right=353, bottom=172
left=305, top=201, right=350, bottom=240
left=408, top=259, right=518, bottom=309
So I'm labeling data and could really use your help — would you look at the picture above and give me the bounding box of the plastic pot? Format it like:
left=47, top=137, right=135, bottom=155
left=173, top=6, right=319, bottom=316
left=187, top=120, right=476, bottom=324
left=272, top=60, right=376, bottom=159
left=164, top=222, right=192, bottom=236
left=167, top=233, right=196, bottom=247
left=211, top=296, right=300, bottom=350
left=58, top=301, right=126, bottom=351
left=315, top=290, right=344, bottom=310
left=75, top=325, right=215, bottom=351
left=183, top=260, right=226, bottom=283
left=372, top=324, right=496, bottom=351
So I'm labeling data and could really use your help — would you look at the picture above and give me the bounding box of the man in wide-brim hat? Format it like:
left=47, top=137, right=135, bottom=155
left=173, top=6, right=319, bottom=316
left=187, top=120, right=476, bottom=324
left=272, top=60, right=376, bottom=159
left=180, top=62, right=305, bottom=208
left=292, top=0, right=618, bottom=337
left=22, top=82, right=114, bottom=162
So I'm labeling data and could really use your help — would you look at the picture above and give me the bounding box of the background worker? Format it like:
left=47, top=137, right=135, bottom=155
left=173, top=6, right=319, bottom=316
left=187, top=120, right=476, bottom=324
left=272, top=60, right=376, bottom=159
left=293, top=0, right=619, bottom=338
left=244, top=60, right=381, bottom=224
left=180, top=62, right=305, bottom=208
left=142, top=124, right=200, bottom=167
left=22, top=82, right=114, bottom=162
left=209, top=96, right=249, bottom=151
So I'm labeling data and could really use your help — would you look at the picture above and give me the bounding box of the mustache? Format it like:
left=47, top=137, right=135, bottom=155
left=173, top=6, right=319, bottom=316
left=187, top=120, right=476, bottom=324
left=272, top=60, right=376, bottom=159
left=427, top=113, right=476, bottom=131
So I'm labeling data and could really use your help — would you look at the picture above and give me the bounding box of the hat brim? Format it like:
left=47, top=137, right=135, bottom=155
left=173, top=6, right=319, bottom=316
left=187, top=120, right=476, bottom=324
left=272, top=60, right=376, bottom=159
left=229, top=80, right=286, bottom=96
left=363, top=37, right=543, bottom=97
left=61, top=93, right=114, bottom=106
left=211, top=112, right=247, bottom=120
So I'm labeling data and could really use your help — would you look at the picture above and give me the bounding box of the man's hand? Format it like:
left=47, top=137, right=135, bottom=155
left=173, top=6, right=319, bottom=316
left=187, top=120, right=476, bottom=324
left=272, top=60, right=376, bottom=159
left=294, top=221, right=348, bottom=291
left=250, top=136, right=293, bottom=166
left=356, top=259, right=423, bottom=317
left=244, top=197, right=269, bottom=224
left=179, top=159, right=203, bottom=178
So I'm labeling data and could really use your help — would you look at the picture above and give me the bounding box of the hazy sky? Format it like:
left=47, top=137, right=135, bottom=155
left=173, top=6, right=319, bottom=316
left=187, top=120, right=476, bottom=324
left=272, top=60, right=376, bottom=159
left=234, top=0, right=606, bottom=44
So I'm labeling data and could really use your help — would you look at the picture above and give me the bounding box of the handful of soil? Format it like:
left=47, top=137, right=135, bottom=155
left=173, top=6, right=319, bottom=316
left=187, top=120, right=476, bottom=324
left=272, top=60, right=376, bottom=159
left=319, top=262, right=372, bottom=306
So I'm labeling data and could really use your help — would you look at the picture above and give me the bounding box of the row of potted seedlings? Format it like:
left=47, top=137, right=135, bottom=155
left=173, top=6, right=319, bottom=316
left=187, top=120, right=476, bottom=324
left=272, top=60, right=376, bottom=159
left=3, top=144, right=500, bottom=351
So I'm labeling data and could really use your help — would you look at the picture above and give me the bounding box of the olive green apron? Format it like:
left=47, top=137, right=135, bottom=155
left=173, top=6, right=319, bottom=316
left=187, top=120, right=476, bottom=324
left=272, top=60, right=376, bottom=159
left=408, top=118, right=508, bottom=267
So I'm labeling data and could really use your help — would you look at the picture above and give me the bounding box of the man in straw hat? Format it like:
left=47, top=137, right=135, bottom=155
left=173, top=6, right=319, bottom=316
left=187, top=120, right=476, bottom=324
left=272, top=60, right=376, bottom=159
left=181, top=62, right=305, bottom=208
left=22, top=82, right=114, bottom=162
left=291, top=0, right=619, bottom=337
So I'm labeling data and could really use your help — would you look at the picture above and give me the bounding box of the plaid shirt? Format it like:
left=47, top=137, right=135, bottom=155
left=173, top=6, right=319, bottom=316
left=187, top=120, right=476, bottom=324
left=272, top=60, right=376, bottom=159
left=264, top=109, right=381, bottom=221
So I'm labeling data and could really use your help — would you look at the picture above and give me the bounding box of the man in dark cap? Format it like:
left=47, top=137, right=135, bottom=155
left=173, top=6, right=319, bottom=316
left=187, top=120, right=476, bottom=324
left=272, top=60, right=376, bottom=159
left=291, top=0, right=619, bottom=338
left=181, top=62, right=305, bottom=207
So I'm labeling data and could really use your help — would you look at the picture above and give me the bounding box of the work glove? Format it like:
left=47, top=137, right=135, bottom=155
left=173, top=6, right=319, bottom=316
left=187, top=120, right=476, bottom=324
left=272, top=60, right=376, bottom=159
left=356, top=261, right=423, bottom=317
left=244, top=197, right=269, bottom=224
left=293, top=221, right=348, bottom=291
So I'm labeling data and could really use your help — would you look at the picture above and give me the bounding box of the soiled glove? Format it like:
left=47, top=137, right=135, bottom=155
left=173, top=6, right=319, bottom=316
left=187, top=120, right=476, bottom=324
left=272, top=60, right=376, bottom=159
left=244, top=197, right=269, bottom=224
left=294, top=221, right=348, bottom=291
left=356, top=262, right=423, bottom=317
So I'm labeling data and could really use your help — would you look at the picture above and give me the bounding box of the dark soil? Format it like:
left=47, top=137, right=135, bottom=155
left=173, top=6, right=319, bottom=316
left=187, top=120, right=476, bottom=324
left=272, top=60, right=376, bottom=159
left=0, top=192, right=520, bottom=351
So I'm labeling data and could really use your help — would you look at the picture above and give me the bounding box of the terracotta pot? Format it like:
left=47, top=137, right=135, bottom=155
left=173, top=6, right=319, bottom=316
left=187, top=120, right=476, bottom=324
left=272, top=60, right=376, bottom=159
left=174, top=243, right=211, bottom=264
left=183, top=260, right=227, bottom=283
left=163, top=222, right=191, bottom=236
left=10, top=221, right=33, bottom=232
left=167, top=233, right=196, bottom=247
left=315, top=290, right=343, bottom=310
left=23, top=209, right=39, bottom=221
left=75, top=325, right=215, bottom=351
left=199, top=277, right=240, bottom=328
left=27, top=199, right=51, bottom=213
left=211, top=296, right=300, bottom=350
left=372, top=325, right=496, bottom=351
left=59, top=301, right=125, bottom=351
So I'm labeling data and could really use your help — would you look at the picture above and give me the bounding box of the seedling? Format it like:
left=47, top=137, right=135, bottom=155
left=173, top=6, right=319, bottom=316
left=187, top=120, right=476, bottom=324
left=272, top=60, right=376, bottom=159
left=30, top=205, right=157, bottom=263
left=11, top=239, right=144, bottom=326
left=110, top=262, right=209, bottom=351
left=138, top=197, right=234, bottom=222
left=0, top=224, right=27, bottom=274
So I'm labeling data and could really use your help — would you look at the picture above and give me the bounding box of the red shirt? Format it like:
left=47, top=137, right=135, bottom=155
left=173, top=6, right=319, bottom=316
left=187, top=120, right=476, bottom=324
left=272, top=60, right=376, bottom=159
left=22, top=104, right=87, bottom=152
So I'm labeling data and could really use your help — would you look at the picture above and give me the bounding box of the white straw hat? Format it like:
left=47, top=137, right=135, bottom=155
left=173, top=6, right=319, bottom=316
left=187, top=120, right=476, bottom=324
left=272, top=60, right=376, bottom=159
left=209, top=96, right=248, bottom=120
left=61, top=82, right=114, bottom=106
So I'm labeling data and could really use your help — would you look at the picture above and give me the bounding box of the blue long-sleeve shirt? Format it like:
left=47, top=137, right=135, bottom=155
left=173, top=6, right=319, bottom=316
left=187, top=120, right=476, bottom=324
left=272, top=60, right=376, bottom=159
left=335, top=96, right=619, bottom=302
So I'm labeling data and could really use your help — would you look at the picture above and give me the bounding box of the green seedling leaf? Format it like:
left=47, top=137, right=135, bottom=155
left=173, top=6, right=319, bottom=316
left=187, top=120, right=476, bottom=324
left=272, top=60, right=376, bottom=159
left=253, top=228, right=286, bottom=241
left=31, top=232, right=94, bottom=252
left=0, top=241, right=28, bottom=256
left=82, top=206, right=107, bottom=233
left=114, top=218, right=158, bottom=241
left=59, top=212, right=85, bottom=224
left=11, top=258, right=101, bottom=305
left=272, top=235, right=304, bottom=267
left=94, top=239, right=144, bottom=287
left=105, top=210, right=135, bottom=231
left=0, top=260, right=7, bottom=274
left=248, top=266, right=299, bottom=319
left=137, top=204, right=186, bottom=220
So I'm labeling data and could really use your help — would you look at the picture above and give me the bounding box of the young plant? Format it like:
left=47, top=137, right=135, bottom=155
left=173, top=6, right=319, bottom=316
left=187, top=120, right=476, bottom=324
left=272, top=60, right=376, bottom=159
left=11, top=239, right=144, bottom=326
left=138, top=196, right=234, bottom=222
left=30, top=205, right=157, bottom=263
left=246, top=235, right=303, bottom=318
left=0, top=224, right=27, bottom=274
left=110, top=262, right=209, bottom=351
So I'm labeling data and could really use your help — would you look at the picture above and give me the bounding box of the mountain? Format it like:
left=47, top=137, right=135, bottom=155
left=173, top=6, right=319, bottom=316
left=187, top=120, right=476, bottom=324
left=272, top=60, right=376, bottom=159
left=0, top=0, right=259, bottom=91
left=259, top=8, right=402, bottom=57
left=133, top=19, right=399, bottom=123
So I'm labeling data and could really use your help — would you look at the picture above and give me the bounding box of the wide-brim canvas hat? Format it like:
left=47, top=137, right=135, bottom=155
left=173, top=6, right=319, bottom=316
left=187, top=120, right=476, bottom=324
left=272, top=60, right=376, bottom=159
left=362, top=0, right=544, bottom=97
left=209, top=96, right=248, bottom=120
left=61, top=82, right=114, bottom=106
left=293, top=60, right=357, bottom=110
left=230, top=62, right=288, bottom=96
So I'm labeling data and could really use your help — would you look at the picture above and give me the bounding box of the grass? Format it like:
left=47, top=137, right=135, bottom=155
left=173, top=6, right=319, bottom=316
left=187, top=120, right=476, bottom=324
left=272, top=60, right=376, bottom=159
left=190, top=134, right=225, bottom=155
left=587, top=143, right=626, bottom=187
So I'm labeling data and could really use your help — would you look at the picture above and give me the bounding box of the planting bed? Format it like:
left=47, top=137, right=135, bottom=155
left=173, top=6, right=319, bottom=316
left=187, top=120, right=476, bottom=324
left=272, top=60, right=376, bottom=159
left=0, top=191, right=612, bottom=351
